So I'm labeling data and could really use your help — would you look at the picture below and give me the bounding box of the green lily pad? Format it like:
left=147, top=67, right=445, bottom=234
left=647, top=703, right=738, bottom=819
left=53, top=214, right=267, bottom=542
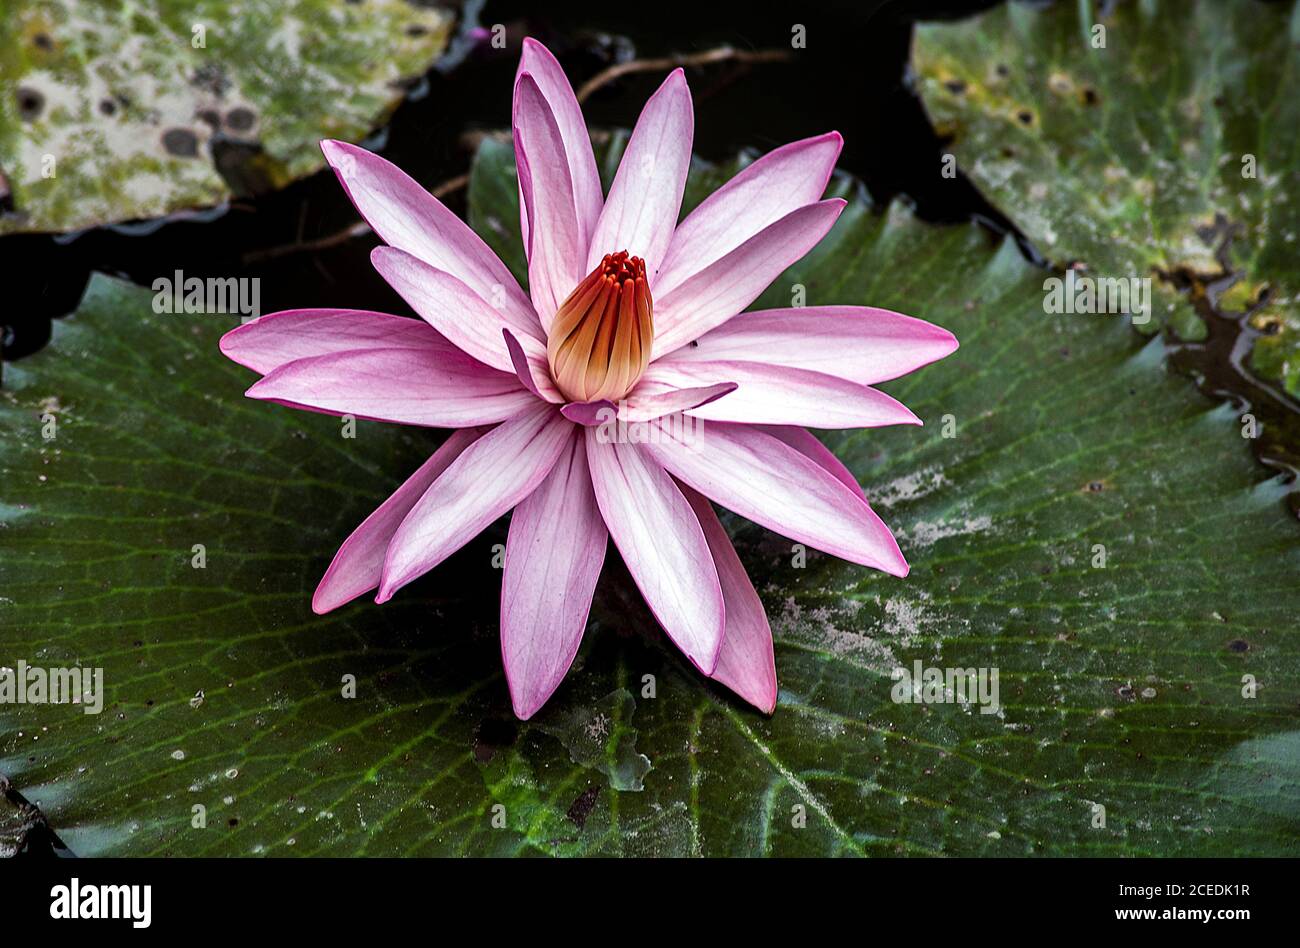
left=2, top=140, right=1298, bottom=856
left=914, top=0, right=1300, bottom=395
left=0, top=0, right=453, bottom=235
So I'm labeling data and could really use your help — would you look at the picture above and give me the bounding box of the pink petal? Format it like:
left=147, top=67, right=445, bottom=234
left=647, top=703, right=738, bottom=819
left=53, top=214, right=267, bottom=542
left=219, top=308, right=442, bottom=376
left=560, top=380, right=736, bottom=425
left=756, top=425, right=865, bottom=501
left=679, top=484, right=777, bottom=714
left=640, top=361, right=920, bottom=429
left=658, top=306, right=959, bottom=385
left=313, top=427, right=487, bottom=613
left=652, top=199, right=846, bottom=357
left=319, top=139, right=538, bottom=337
left=370, top=246, right=549, bottom=379
left=559, top=399, right=616, bottom=427
left=619, top=379, right=737, bottom=422
left=514, top=73, right=583, bottom=324
left=654, top=132, right=842, bottom=298
left=644, top=420, right=909, bottom=577
left=515, top=38, right=603, bottom=252
left=584, top=430, right=724, bottom=673
left=501, top=429, right=608, bottom=719
left=377, top=405, right=572, bottom=601
left=503, top=328, right=562, bottom=403
left=246, top=348, right=535, bottom=427
left=586, top=69, right=693, bottom=278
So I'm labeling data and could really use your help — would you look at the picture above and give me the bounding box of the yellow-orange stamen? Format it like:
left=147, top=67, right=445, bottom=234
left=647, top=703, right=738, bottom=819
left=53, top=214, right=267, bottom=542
left=547, top=251, right=653, bottom=403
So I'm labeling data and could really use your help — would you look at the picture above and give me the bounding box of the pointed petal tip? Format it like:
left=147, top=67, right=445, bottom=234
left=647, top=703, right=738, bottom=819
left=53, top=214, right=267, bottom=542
left=217, top=324, right=243, bottom=356
left=507, top=684, right=547, bottom=721
left=859, top=393, right=923, bottom=429
left=368, top=244, right=401, bottom=278
left=916, top=320, right=960, bottom=358
left=501, top=328, right=545, bottom=401
left=700, top=381, right=739, bottom=405
left=692, top=601, right=726, bottom=677
left=374, top=567, right=401, bottom=603
left=701, top=641, right=722, bottom=677
left=682, top=640, right=722, bottom=677
left=505, top=670, right=540, bottom=720
left=736, top=682, right=778, bottom=715
left=874, top=524, right=910, bottom=578
left=243, top=372, right=293, bottom=403
left=519, top=36, right=555, bottom=62
left=310, top=569, right=334, bottom=613
left=319, top=138, right=354, bottom=166
left=519, top=37, right=565, bottom=76
left=375, top=543, right=419, bottom=603
left=654, top=66, right=690, bottom=98
left=883, top=392, right=924, bottom=428
left=709, top=664, right=777, bottom=713
left=312, top=573, right=354, bottom=615
left=806, top=130, right=844, bottom=159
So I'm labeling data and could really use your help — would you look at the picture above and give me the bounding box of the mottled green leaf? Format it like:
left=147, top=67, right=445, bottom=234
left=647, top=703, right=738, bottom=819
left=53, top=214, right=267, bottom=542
left=915, top=0, right=1300, bottom=395
left=0, top=0, right=452, bottom=234
left=2, top=142, right=1298, bottom=856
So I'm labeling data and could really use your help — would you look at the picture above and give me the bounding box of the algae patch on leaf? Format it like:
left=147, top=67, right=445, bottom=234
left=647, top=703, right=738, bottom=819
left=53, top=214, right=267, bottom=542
left=0, top=0, right=452, bottom=234
left=915, top=0, right=1300, bottom=396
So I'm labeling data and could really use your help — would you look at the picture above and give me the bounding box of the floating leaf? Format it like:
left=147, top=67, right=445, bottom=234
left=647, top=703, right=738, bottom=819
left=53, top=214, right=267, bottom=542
left=1, top=142, right=1298, bottom=855
left=0, top=0, right=453, bottom=234
left=915, top=0, right=1300, bottom=395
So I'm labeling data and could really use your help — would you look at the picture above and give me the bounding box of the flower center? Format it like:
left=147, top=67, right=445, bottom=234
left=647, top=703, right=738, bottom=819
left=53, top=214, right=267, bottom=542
left=547, top=251, right=653, bottom=403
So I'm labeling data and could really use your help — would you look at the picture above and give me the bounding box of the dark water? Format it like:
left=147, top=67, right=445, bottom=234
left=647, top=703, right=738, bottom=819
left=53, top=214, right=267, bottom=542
left=2, top=0, right=1296, bottom=508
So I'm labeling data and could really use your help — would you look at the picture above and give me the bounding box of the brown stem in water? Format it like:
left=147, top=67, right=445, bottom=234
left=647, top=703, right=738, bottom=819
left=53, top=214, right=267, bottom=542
left=575, top=46, right=792, bottom=103
left=241, top=173, right=468, bottom=264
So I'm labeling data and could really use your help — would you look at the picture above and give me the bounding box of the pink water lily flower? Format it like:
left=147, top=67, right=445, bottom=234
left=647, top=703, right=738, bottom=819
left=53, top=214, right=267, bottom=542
left=220, top=38, right=957, bottom=719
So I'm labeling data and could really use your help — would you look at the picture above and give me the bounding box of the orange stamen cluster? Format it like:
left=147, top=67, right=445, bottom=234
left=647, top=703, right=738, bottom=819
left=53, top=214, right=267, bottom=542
left=547, top=251, right=653, bottom=403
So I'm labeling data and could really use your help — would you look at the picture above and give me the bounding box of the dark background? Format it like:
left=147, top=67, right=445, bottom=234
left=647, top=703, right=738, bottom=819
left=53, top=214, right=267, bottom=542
left=1, top=0, right=1016, bottom=364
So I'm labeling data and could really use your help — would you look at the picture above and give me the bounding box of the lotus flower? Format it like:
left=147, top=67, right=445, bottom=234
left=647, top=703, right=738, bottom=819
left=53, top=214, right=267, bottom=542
left=219, top=39, right=958, bottom=719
